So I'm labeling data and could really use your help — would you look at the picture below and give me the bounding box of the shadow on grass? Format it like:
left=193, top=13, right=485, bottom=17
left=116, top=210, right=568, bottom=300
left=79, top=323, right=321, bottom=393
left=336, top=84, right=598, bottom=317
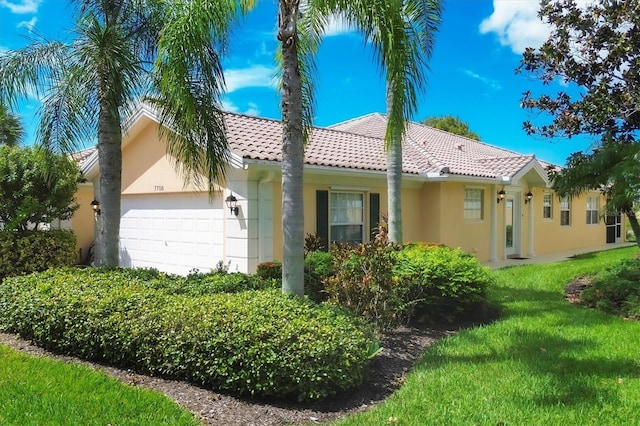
left=417, top=279, right=635, bottom=410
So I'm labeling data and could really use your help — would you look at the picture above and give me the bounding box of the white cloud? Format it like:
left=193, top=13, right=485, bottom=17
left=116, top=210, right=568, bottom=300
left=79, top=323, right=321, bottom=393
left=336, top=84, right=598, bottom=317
left=221, top=99, right=261, bottom=116
left=0, top=0, right=42, bottom=14
left=323, top=14, right=355, bottom=37
left=17, top=16, right=36, bottom=30
left=224, top=64, right=276, bottom=92
left=243, top=102, right=260, bottom=116
left=461, top=69, right=502, bottom=91
left=479, top=0, right=551, bottom=54
left=222, top=99, right=239, bottom=113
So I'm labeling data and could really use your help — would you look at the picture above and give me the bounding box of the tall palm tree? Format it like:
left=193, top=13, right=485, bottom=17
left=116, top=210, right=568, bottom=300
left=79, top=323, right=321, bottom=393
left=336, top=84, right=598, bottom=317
left=378, top=1, right=441, bottom=243
left=277, top=0, right=441, bottom=294
left=0, top=102, right=24, bottom=147
left=0, top=0, right=253, bottom=267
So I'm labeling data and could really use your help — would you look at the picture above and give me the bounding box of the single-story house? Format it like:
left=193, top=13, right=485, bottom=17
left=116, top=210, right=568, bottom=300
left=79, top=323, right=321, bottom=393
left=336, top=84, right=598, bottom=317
left=71, top=103, right=625, bottom=274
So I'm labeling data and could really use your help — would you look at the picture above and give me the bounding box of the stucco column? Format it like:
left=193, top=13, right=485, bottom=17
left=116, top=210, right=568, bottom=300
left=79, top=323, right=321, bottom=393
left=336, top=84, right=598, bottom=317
left=527, top=193, right=535, bottom=257
left=490, top=184, right=498, bottom=262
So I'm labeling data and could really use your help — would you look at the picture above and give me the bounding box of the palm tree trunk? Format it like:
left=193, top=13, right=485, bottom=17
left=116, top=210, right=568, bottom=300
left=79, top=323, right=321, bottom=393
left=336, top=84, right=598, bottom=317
left=278, top=0, right=305, bottom=296
left=96, top=99, right=122, bottom=268
left=386, top=84, right=403, bottom=243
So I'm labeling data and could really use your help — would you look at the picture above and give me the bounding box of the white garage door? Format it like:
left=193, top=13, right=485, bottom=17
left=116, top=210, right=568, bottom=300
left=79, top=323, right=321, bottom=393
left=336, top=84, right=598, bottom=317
left=120, top=193, right=224, bottom=275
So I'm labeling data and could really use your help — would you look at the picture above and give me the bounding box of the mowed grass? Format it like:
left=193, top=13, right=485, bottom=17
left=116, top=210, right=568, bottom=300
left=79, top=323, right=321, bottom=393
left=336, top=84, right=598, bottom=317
left=0, top=344, right=199, bottom=426
left=337, top=247, right=640, bottom=426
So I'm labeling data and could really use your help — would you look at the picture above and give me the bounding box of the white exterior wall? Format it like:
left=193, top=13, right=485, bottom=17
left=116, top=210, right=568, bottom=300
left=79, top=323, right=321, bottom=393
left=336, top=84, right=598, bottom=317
left=225, top=175, right=259, bottom=273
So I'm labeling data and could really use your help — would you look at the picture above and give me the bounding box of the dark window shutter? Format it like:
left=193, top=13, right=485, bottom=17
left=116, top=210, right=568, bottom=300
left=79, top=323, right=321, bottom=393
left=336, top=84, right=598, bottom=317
left=369, top=193, right=380, bottom=240
left=316, top=190, right=329, bottom=251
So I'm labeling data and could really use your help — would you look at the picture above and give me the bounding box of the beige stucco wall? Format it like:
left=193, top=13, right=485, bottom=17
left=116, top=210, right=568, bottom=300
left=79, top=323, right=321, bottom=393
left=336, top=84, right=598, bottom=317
left=71, top=185, right=96, bottom=263
left=121, top=122, right=208, bottom=195
left=268, top=174, right=425, bottom=262
left=434, top=181, right=495, bottom=261
left=531, top=188, right=609, bottom=254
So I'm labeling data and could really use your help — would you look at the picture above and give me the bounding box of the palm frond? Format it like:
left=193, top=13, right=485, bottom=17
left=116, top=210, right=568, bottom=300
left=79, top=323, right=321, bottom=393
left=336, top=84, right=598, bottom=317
left=150, top=0, right=253, bottom=191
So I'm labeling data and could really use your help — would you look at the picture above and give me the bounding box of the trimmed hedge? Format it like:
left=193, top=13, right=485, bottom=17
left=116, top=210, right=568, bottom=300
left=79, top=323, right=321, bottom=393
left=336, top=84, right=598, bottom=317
left=0, top=268, right=374, bottom=400
left=395, top=243, right=495, bottom=322
left=120, top=268, right=280, bottom=295
left=0, top=230, right=77, bottom=280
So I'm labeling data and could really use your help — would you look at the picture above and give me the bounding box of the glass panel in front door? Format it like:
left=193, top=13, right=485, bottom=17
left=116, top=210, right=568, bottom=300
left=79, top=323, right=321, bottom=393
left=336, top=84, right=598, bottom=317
left=506, top=199, right=514, bottom=248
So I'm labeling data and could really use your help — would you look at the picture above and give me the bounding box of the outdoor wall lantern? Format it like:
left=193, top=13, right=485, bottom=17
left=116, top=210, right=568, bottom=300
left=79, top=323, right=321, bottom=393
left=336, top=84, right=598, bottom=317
left=497, top=189, right=506, bottom=204
left=90, top=199, right=101, bottom=216
left=225, top=193, right=239, bottom=216
left=524, top=191, right=533, bottom=204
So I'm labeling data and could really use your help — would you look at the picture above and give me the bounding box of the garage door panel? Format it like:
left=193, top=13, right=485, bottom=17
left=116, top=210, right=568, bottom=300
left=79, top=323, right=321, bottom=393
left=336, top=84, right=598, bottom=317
left=120, top=193, right=224, bottom=275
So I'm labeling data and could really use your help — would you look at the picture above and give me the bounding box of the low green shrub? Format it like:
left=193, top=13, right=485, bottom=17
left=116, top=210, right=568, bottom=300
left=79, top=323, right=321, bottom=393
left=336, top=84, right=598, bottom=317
left=255, top=261, right=282, bottom=281
left=323, top=240, right=495, bottom=329
left=304, top=251, right=333, bottom=302
left=581, top=256, right=640, bottom=319
left=395, top=243, right=495, bottom=323
left=0, top=268, right=374, bottom=400
left=0, top=230, right=77, bottom=280
left=112, top=268, right=277, bottom=295
left=325, top=240, right=411, bottom=331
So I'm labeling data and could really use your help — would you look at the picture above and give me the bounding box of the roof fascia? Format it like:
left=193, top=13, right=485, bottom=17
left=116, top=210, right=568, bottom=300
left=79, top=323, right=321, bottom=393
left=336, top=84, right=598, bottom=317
left=242, top=159, right=426, bottom=182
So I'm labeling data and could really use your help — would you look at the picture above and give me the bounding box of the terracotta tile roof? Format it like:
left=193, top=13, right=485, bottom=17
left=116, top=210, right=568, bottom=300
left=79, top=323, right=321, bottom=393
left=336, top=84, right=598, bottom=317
left=69, top=147, right=97, bottom=169
left=81, top=106, right=549, bottom=181
left=330, top=113, right=543, bottom=179
left=223, top=113, right=427, bottom=174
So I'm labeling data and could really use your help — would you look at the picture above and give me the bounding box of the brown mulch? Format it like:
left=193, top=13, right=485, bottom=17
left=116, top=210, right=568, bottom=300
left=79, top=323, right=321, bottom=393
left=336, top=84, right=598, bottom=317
left=0, top=325, right=460, bottom=426
left=564, top=275, right=592, bottom=305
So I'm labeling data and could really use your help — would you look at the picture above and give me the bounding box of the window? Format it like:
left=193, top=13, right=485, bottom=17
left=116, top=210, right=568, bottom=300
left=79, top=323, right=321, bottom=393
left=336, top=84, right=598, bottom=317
left=464, top=188, right=484, bottom=220
left=543, top=193, right=552, bottom=219
left=560, top=197, right=571, bottom=226
left=330, top=192, right=364, bottom=244
left=586, top=196, right=599, bottom=224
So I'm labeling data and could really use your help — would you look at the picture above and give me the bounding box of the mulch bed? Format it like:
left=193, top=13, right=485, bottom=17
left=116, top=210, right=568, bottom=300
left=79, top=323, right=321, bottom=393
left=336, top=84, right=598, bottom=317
left=564, top=275, right=592, bottom=305
left=0, top=324, right=462, bottom=425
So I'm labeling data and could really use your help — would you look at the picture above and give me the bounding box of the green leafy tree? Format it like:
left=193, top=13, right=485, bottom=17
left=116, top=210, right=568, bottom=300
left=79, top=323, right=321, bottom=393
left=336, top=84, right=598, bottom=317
left=277, top=0, right=441, bottom=295
left=423, top=115, right=480, bottom=140
left=0, top=0, right=252, bottom=267
left=0, top=146, right=79, bottom=232
left=517, top=0, right=640, bottom=244
left=0, top=102, right=24, bottom=147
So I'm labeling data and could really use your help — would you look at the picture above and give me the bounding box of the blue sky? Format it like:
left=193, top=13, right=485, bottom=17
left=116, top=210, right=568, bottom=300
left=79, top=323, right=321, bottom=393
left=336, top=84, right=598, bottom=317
left=0, top=0, right=595, bottom=165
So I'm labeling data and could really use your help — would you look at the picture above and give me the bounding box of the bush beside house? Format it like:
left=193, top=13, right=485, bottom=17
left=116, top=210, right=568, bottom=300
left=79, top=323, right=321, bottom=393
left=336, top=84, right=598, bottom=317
left=0, top=268, right=375, bottom=401
left=581, top=255, right=640, bottom=320
left=0, top=146, right=81, bottom=280
left=0, top=230, right=77, bottom=280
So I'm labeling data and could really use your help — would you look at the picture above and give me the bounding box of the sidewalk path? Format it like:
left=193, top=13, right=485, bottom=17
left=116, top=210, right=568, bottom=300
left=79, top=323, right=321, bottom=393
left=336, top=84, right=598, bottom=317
left=483, top=242, right=637, bottom=270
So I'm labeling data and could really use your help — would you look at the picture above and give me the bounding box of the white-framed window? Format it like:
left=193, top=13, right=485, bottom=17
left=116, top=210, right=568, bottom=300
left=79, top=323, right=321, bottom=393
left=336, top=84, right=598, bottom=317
left=464, top=188, right=484, bottom=221
left=330, top=192, right=364, bottom=244
left=587, top=196, right=599, bottom=224
left=560, top=197, right=571, bottom=226
left=543, top=193, right=552, bottom=219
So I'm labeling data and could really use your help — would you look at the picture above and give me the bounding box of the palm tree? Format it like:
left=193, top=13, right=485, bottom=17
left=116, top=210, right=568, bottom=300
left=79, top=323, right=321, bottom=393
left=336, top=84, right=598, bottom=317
left=0, top=102, right=24, bottom=146
left=378, top=1, right=441, bottom=243
left=277, top=0, right=441, bottom=294
left=0, top=0, right=253, bottom=267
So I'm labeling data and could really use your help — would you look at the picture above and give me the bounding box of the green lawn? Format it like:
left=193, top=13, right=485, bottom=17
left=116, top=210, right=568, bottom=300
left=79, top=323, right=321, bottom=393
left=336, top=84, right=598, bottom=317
left=1, top=248, right=639, bottom=425
left=336, top=247, right=640, bottom=426
left=0, top=344, right=199, bottom=426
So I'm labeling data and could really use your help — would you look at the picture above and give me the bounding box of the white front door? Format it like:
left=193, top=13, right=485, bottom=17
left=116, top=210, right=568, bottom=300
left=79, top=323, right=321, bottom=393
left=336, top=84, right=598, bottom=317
left=505, top=195, right=520, bottom=257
